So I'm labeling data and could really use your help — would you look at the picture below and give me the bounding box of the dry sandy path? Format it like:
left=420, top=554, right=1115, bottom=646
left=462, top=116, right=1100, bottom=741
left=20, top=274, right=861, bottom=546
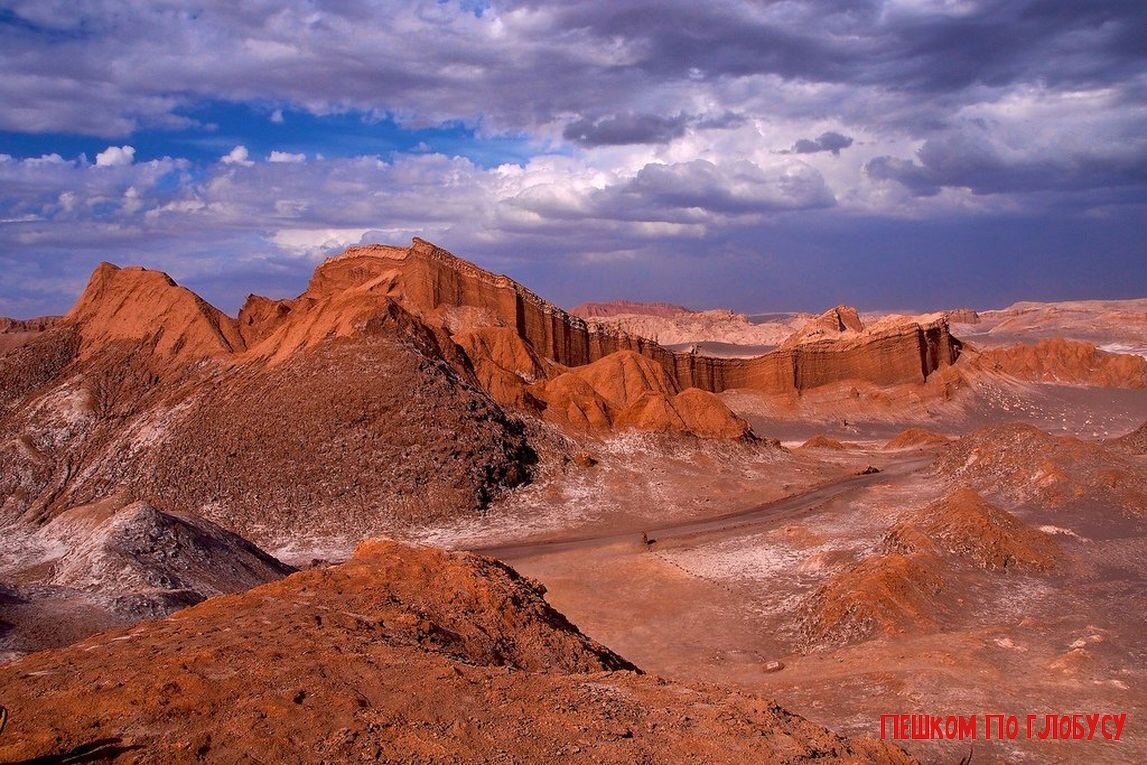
left=474, top=454, right=932, bottom=560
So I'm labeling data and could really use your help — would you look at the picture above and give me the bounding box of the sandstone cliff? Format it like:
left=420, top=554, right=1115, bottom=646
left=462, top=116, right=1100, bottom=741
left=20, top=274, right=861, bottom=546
left=316, top=240, right=962, bottom=398
left=571, top=300, right=694, bottom=319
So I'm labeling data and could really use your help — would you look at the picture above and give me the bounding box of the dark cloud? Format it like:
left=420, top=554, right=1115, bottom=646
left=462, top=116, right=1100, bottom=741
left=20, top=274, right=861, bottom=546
left=1, top=1, right=1144, bottom=139
left=621, top=159, right=835, bottom=216
left=790, top=131, right=854, bottom=156
left=867, top=126, right=1147, bottom=197
left=563, top=113, right=688, bottom=146
left=561, top=110, right=747, bottom=146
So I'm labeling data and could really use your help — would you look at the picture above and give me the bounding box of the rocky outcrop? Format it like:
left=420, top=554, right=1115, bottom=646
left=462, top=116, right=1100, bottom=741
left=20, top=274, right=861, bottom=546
left=0, top=316, right=63, bottom=333
left=321, top=240, right=962, bottom=396
left=0, top=539, right=914, bottom=765
left=0, top=296, right=536, bottom=545
left=67, top=263, right=244, bottom=365
left=971, top=338, right=1147, bottom=388
left=532, top=351, right=751, bottom=439
left=54, top=238, right=959, bottom=412
left=571, top=300, right=694, bottom=319
left=800, top=486, right=1059, bottom=649
left=883, top=428, right=952, bottom=450
left=0, top=315, right=64, bottom=356
left=236, top=294, right=293, bottom=346
left=1108, top=421, right=1147, bottom=455
left=944, top=308, right=980, bottom=324
left=799, top=435, right=850, bottom=450
left=780, top=306, right=864, bottom=346
left=799, top=552, right=947, bottom=647
left=883, top=488, right=1058, bottom=571
left=28, top=495, right=293, bottom=612
left=934, top=423, right=1147, bottom=513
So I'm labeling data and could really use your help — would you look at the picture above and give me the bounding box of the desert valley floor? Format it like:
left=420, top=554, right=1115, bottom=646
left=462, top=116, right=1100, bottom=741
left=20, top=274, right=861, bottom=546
left=1, top=240, right=1145, bottom=764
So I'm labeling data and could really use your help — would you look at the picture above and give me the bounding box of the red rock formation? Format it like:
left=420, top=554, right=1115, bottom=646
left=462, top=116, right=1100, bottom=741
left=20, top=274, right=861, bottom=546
left=883, top=488, right=1058, bottom=571
left=944, top=308, right=980, bottom=324
left=935, top=423, right=1147, bottom=513
left=453, top=326, right=551, bottom=410
left=0, top=316, right=62, bottom=333
left=322, top=240, right=962, bottom=396
left=571, top=300, right=695, bottom=319
left=532, top=351, right=751, bottom=438
left=883, top=428, right=952, bottom=450
left=0, top=315, right=64, bottom=356
left=799, top=435, right=850, bottom=450
left=780, top=306, right=864, bottom=346
left=799, top=552, right=947, bottom=647
left=1108, top=421, right=1147, bottom=455
left=800, top=486, right=1061, bottom=649
left=970, top=338, right=1147, bottom=388
left=67, top=263, right=243, bottom=365
left=236, top=294, right=293, bottom=346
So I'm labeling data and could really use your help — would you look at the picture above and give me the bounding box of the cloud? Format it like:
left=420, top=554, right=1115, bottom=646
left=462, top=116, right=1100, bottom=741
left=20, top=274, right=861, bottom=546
left=789, top=131, right=854, bottom=156
left=1, top=1, right=1147, bottom=316
left=271, top=227, right=370, bottom=254
left=0, top=0, right=1143, bottom=144
left=563, top=113, right=688, bottom=146
left=221, top=146, right=254, bottom=166
left=95, top=145, right=135, bottom=167
left=865, top=113, right=1147, bottom=197
left=619, top=158, right=836, bottom=216
left=506, top=157, right=835, bottom=226
left=268, top=151, right=306, bottom=163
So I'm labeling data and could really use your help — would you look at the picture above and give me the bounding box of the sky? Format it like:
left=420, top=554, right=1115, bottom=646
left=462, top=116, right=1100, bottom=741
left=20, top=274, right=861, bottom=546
left=1, top=0, right=1146, bottom=318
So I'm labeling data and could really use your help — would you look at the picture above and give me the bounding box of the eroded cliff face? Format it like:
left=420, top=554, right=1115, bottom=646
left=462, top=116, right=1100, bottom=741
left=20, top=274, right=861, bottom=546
left=318, top=239, right=962, bottom=397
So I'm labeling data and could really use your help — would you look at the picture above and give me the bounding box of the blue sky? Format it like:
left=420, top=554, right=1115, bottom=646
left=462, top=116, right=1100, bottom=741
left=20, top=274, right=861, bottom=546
left=2, top=0, right=1146, bottom=317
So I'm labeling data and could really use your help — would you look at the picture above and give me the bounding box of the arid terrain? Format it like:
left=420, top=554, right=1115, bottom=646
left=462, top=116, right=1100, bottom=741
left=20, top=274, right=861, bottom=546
left=2, top=239, right=1144, bottom=763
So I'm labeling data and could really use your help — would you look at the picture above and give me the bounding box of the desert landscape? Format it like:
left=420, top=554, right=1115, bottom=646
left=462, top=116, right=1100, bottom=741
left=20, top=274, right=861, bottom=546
left=3, top=2, right=1146, bottom=763
left=0, top=238, right=1143, bottom=763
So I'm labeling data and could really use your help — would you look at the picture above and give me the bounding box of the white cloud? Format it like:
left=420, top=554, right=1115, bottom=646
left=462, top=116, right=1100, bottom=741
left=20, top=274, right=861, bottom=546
left=271, top=228, right=372, bottom=254
left=268, top=150, right=306, bottom=163
left=95, top=145, right=136, bottom=167
left=221, top=145, right=254, bottom=166
left=270, top=109, right=285, bottom=124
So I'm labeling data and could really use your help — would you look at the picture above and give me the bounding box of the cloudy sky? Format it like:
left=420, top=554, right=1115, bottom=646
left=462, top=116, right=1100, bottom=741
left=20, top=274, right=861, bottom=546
left=2, top=0, right=1145, bottom=317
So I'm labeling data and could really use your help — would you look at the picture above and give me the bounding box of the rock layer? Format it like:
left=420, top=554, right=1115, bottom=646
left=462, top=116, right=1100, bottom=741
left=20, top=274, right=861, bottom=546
left=326, top=240, right=962, bottom=396
left=971, top=338, right=1147, bottom=388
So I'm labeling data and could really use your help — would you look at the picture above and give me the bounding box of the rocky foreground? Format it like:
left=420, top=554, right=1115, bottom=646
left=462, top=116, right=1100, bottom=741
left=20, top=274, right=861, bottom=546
left=0, top=540, right=912, bottom=764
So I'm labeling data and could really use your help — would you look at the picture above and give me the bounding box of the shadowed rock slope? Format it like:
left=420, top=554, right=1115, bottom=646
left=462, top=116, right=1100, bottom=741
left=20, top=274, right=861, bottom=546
left=0, top=540, right=913, bottom=765
left=1, top=494, right=295, bottom=659
left=1108, top=420, right=1147, bottom=454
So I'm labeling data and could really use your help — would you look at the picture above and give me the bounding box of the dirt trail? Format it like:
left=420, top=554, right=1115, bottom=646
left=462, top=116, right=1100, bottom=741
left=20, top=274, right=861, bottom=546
left=474, top=454, right=932, bottom=560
